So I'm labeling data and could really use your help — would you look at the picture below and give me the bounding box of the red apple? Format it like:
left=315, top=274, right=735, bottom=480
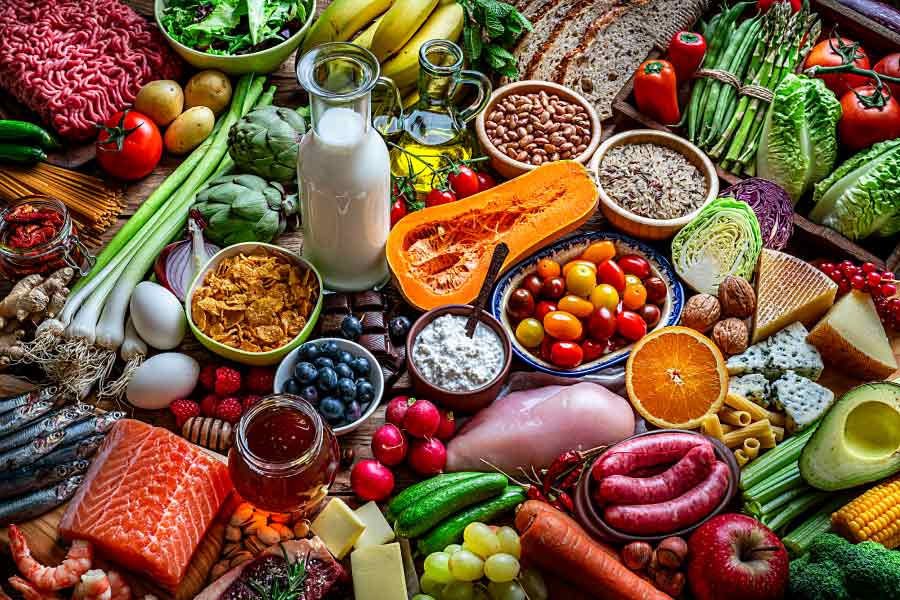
left=687, top=514, right=788, bottom=600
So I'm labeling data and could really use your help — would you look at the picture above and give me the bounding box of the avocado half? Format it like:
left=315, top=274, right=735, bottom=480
left=800, top=381, right=900, bottom=491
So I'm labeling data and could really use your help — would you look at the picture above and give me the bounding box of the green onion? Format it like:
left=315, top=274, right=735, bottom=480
left=743, top=463, right=804, bottom=506
left=783, top=494, right=855, bottom=557
left=764, top=491, right=829, bottom=533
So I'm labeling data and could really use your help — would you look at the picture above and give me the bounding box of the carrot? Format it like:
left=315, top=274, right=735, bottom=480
left=515, top=501, right=672, bottom=600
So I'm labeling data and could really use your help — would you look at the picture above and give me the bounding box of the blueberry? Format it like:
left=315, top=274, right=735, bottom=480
left=341, top=316, right=363, bottom=340
left=293, top=362, right=317, bottom=384
left=334, top=362, right=354, bottom=380
left=319, top=397, right=344, bottom=422
left=344, top=400, right=363, bottom=422
left=300, top=385, right=320, bottom=405
left=350, top=357, right=370, bottom=376
left=284, top=378, right=302, bottom=395
left=299, top=343, right=320, bottom=361
left=316, top=367, right=338, bottom=391
left=389, top=316, right=412, bottom=341
left=322, top=341, right=340, bottom=358
left=337, top=350, right=354, bottom=366
left=337, top=377, right=357, bottom=401
left=313, top=356, right=334, bottom=370
left=356, top=380, right=375, bottom=402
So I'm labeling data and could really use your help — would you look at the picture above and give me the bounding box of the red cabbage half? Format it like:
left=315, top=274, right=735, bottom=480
left=720, top=178, right=794, bottom=250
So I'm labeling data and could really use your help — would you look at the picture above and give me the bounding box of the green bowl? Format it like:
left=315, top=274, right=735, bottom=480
left=154, top=0, right=316, bottom=75
left=185, top=242, right=323, bottom=366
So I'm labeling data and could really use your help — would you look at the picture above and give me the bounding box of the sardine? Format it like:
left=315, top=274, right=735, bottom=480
left=18, top=434, right=106, bottom=471
left=0, top=429, right=66, bottom=471
left=0, top=475, right=83, bottom=526
left=0, top=400, right=53, bottom=438
left=57, top=411, right=124, bottom=446
left=0, top=387, right=55, bottom=416
left=0, top=459, right=90, bottom=500
left=0, top=403, right=101, bottom=453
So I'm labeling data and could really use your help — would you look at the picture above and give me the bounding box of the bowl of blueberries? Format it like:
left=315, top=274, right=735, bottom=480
left=274, top=337, right=384, bottom=435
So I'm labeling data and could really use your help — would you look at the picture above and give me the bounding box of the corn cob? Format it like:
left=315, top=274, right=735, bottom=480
left=832, top=475, right=900, bottom=549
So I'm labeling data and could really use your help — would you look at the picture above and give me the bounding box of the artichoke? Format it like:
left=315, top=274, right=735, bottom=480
left=192, top=174, right=299, bottom=245
left=228, top=106, right=306, bottom=182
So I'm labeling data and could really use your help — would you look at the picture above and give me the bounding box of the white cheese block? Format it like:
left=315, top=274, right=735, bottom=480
left=729, top=373, right=771, bottom=407
left=807, top=290, right=898, bottom=380
left=310, top=498, right=366, bottom=559
left=727, top=341, right=770, bottom=376
left=772, top=371, right=835, bottom=432
left=765, top=322, right=824, bottom=381
left=351, top=542, right=409, bottom=600
left=354, top=501, right=395, bottom=549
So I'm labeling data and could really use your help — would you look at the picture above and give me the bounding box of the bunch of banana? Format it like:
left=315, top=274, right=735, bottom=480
left=301, top=0, right=464, bottom=95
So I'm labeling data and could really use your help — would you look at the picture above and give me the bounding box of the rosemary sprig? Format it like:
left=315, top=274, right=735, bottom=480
left=247, top=545, right=308, bottom=600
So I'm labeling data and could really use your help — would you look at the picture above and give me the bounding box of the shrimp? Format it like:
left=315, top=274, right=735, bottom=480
left=8, top=525, right=93, bottom=591
left=72, top=570, right=110, bottom=600
left=7, top=577, right=63, bottom=600
left=106, top=571, right=131, bottom=600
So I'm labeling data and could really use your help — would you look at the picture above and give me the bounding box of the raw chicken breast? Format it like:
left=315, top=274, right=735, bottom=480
left=447, top=382, right=635, bottom=473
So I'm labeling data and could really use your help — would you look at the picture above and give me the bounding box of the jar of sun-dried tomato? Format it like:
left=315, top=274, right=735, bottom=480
left=0, top=195, right=94, bottom=278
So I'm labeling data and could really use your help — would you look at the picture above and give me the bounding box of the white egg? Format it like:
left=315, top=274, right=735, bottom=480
left=127, top=352, right=199, bottom=409
left=130, top=281, right=186, bottom=350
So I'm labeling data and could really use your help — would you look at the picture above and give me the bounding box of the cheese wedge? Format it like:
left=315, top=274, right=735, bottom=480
left=310, top=498, right=366, bottom=559
left=354, top=501, right=395, bottom=549
left=752, top=249, right=837, bottom=343
left=351, top=542, right=408, bottom=600
left=807, top=290, right=898, bottom=380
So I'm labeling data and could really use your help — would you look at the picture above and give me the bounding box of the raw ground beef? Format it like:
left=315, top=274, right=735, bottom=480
left=0, top=0, right=183, bottom=141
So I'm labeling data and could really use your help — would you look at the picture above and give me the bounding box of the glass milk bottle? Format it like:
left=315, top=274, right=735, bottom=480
left=296, top=43, right=400, bottom=291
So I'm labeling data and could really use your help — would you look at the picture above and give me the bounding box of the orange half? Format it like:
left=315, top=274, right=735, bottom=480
left=626, top=326, right=728, bottom=429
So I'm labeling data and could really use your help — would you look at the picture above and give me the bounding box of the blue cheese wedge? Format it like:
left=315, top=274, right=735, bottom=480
left=727, top=341, right=770, bottom=376
left=765, top=323, right=824, bottom=381
left=772, top=371, right=835, bottom=432
left=728, top=374, right=771, bottom=407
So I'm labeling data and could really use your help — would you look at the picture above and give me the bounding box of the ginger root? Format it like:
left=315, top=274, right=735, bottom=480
left=0, top=268, right=74, bottom=323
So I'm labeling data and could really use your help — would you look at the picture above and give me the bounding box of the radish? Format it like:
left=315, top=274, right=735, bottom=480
left=435, top=409, right=456, bottom=440
left=404, top=398, right=440, bottom=438
left=350, top=459, right=394, bottom=501
left=408, top=438, right=447, bottom=476
left=371, top=424, right=408, bottom=466
left=385, top=396, right=410, bottom=427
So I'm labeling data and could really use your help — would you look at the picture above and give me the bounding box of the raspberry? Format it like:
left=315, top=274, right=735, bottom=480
left=200, top=394, right=220, bottom=418
left=215, top=397, right=243, bottom=424
left=245, top=367, right=275, bottom=395
left=214, top=367, right=242, bottom=397
left=170, top=399, right=200, bottom=428
left=242, top=394, right=261, bottom=411
left=199, top=364, right=217, bottom=391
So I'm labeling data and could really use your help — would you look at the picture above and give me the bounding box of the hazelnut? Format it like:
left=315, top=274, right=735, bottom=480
left=656, top=537, right=689, bottom=569
left=654, top=570, right=686, bottom=597
left=621, top=541, right=653, bottom=571
left=681, top=294, right=721, bottom=332
left=718, top=276, right=756, bottom=318
left=712, top=318, right=749, bottom=355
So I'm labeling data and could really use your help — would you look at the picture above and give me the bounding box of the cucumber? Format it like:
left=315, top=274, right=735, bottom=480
left=386, top=472, right=483, bottom=522
left=0, top=120, right=58, bottom=149
left=417, top=486, right=526, bottom=556
left=0, top=144, right=46, bottom=165
left=395, top=473, right=508, bottom=539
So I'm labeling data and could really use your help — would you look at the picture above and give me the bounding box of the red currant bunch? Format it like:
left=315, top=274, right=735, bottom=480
left=818, top=260, right=899, bottom=328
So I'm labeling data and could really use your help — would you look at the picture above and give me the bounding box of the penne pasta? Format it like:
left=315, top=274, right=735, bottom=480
left=771, top=425, right=785, bottom=442
left=700, top=414, right=724, bottom=440
left=725, top=392, right=786, bottom=427
left=734, top=449, right=750, bottom=468
left=720, top=407, right=752, bottom=427
left=743, top=437, right=760, bottom=460
left=723, top=419, right=774, bottom=449
left=721, top=423, right=736, bottom=433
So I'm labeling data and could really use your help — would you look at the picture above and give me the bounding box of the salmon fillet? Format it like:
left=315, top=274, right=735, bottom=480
left=59, top=419, right=233, bottom=590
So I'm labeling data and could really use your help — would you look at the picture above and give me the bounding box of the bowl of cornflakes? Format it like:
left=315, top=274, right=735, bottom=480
left=186, top=242, right=323, bottom=366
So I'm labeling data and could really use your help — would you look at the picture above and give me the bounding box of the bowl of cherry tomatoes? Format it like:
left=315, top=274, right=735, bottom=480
left=490, top=232, right=684, bottom=376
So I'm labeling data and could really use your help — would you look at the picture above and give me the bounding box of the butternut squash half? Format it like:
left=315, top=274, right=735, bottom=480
left=387, top=161, right=599, bottom=310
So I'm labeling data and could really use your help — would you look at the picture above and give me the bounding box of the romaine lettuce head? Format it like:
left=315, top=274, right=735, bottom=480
left=671, top=198, right=763, bottom=295
left=808, top=139, right=900, bottom=240
left=757, top=74, right=842, bottom=204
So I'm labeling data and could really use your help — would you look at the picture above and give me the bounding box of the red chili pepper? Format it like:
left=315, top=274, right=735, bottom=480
left=557, top=491, right=575, bottom=513
left=526, top=485, right=548, bottom=503
left=543, top=450, right=581, bottom=494
left=559, top=464, right=584, bottom=491
left=3, top=202, right=64, bottom=250
left=667, top=31, right=707, bottom=82
left=634, top=59, right=681, bottom=125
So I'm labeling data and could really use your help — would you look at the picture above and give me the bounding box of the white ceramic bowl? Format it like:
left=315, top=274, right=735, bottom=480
left=274, top=337, right=384, bottom=435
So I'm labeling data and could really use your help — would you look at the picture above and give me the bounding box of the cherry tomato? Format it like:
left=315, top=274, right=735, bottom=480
left=534, top=301, right=557, bottom=322
left=617, top=311, right=648, bottom=341
left=96, top=110, right=162, bottom=181
left=874, top=53, right=900, bottom=102
left=550, top=341, right=583, bottom=368
left=804, top=37, right=871, bottom=97
left=426, top=188, right=456, bottom=207
left=582, top=241, right=616, bottom=264
left=557, top=295, right=594, bottom=318
left=582, top=339, right=606, bottom=362
left=515, top=318, right=544, bottom=348
left=543, top=311, right=583, bottom=341
left=476, top=171, right=497, bottom=192
left=590, top=284, right=619, bottom=311
left=523, top=274, right=544, bottom=298
left=839, top=85, right=900, bottom=151
left=536, top=258, right=561, bottom=279
left=618, top=255, right=651, bottom=279
left=597, top=259, right=626, bottom=292
left=643, top=276, right=668, bottom=305
left=625, top=274, right=641, bottom=288
left=638, top=304, right=661, bottom=328
left=623, top=283, right=648, bottom=310
left=541, top=276, right=566, bottom=300
left=507, top=288, right=535, bottom=321
left=562, top=260, right=598, bottom=279
left=447, top=166, right=481, bottom=199
left=540, top=334, right=556, bottom=362
left=565, top=264, right=596, bottom=297
left=390, top=199, right=407, bottom=227
left=587, top=306, right=617, bottom=340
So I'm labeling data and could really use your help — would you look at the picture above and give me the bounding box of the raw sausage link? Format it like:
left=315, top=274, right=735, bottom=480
left=591, top=433, right=711, bottom=481
left=603, top=461, right=730, bottom=535
left=596, top=443, right=716, bottom=505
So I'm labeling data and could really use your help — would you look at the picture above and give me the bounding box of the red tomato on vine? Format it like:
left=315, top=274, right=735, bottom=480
left=839, top=84, right=900, bottom=151
left=96, top=110, right=162, bottom=181
left=447, top=165, right=480, bottom=199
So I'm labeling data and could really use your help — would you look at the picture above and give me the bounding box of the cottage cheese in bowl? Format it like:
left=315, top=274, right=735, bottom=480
left=412, top=314, right=505, bottom=391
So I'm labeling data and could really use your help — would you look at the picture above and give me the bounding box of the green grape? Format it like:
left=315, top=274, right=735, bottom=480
left=444, top=543, right=463, bottom=555
left=463, top=522, right=501, bottom=558
left=424, top=552, right=454, bottom=584
left=518, top=568, right=548, bottom=600
left=472, top=587, right=491, bottom=600
left=495, top=527, right=521, bottom=559
left=486, top=581, right=526, bottom=600
left=449, top=549, right=485, bottom=581
left=420, top=572, right=446, bottom=596
left=443, top=581, right=475, bottom=600
left=484, top=553, right=520, bottom=583
left=412, top=596, right=437, bottom=600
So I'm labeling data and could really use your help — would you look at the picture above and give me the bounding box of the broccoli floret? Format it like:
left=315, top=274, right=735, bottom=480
left=789, top=558, right=850, bottom=600
left=808, top=533, right=858, bottom=564
left=795, top=534, right=900, bottom=600
left=843, top=542, right=900, bottom=600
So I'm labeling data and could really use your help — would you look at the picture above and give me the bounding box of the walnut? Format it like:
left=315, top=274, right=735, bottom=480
left=712, top=318, right=749, bottom=355
left=718, top=276, right=756, bottom=319
left=681, top=294, right=721, bottom=332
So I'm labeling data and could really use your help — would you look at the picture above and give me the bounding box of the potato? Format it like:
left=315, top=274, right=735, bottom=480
left=164, top=106, right=214, bottom=155
left=184, top=70, right=232, bottom=115
left=135, top=80, right=184, bottom=127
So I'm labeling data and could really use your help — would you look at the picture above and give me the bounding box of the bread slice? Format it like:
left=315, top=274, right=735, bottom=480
left=512, top=0, right=598, bottom=80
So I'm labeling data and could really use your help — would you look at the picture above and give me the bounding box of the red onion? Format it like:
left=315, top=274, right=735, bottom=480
left=720, top=178, right=794, bottom=250
left=154, top=218, right=218, bottom=301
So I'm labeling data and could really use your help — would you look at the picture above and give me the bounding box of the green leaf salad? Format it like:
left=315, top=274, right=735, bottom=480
left=671, top=198, right=763, bottom=295
left=757, top=75, right=842, bottom=204
left=807, top=139, right=900, bottom=240
left=161, top=0, right=313, bottom=55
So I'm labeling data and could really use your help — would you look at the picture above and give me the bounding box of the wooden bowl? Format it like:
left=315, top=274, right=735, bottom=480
left=406, top=305, right=512, bottom=414
left=475, top=80, right=602, bottom=180
left=574, top=430, right=740, bottom=544
left=589, top=129, right=719, bottom=240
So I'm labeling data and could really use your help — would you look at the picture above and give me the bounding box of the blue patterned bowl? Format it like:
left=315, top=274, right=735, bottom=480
left=491, top=232, right=684, bottom=376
